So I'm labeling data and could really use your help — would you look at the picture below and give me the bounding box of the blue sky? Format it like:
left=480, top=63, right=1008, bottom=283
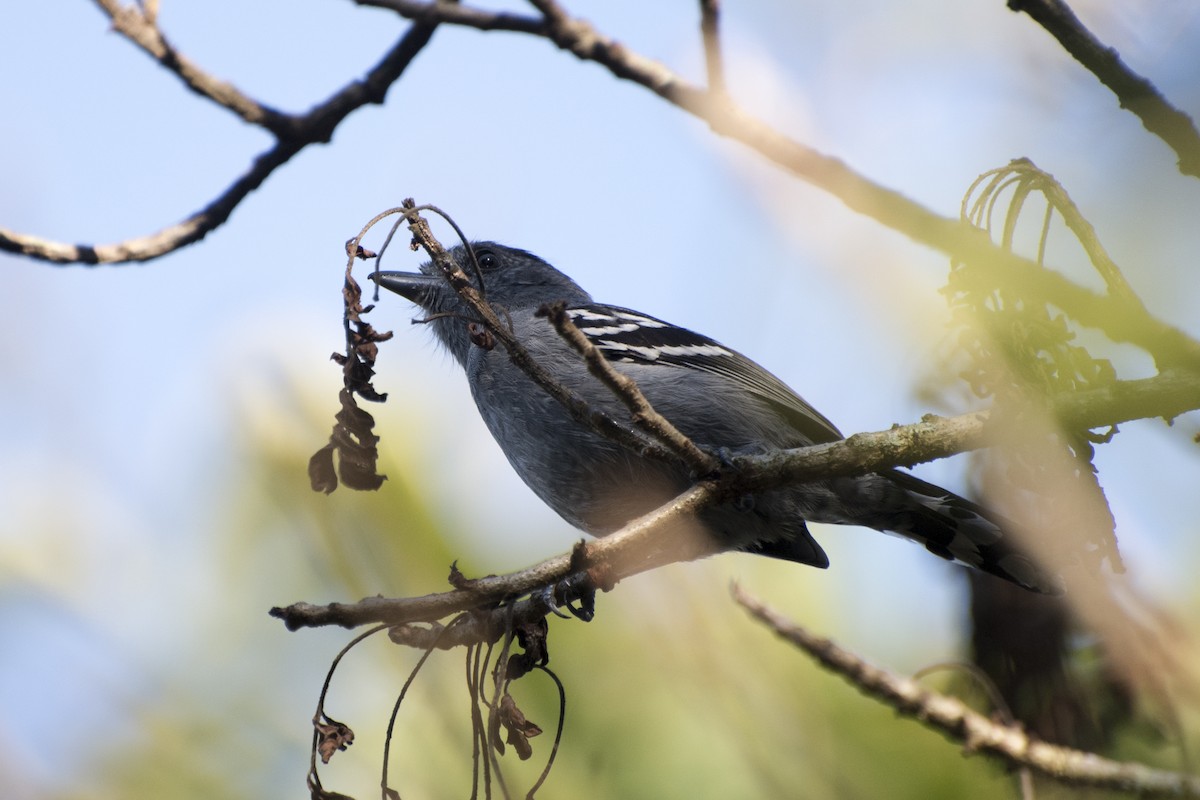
left=2, top=1, right=1199, bottom=796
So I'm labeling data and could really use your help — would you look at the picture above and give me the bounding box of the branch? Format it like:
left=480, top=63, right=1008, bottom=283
left=271, top=368, right=1200, bottom=632
left=731, top=368, right=1200, bottom=496
left=0, top=13, right=439, bottom=264
left=1, top=144, right=295, bottom=264
left=1008, top=0, right=1200, bottom=179
left=271, top=480, right=718, bottom=630
left=733, top=585, right=1200, bottom=796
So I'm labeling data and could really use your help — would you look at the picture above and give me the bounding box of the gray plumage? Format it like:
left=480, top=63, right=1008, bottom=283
left=373, top=242, right=1057, bottom=593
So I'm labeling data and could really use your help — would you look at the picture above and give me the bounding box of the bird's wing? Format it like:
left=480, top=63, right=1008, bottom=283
left=566, top=305, right=844, bottom=445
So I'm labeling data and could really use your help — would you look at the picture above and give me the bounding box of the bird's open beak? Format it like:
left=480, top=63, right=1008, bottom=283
left=369, top=271, right=442, bottom=304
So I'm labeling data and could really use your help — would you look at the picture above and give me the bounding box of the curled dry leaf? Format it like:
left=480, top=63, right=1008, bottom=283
left=497, top=693, right=542, bottom=761
left=308, top=444, right=338, bottom=495
left=314, top=717, right=356, bottom=764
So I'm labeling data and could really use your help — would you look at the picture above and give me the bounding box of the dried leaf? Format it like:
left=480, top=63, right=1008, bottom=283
left=314, top=717, right=355, bottom=764
left=498, top=694, right=542, bottom=761
left=308, top=444, right=338, bottom=495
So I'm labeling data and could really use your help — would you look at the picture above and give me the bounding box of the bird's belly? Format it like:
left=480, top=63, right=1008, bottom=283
left=467, top=366, right=685, bottom=533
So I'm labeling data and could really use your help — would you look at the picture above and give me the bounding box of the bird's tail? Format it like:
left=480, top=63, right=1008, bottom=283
left=870, top=470, right=1062, bottom=594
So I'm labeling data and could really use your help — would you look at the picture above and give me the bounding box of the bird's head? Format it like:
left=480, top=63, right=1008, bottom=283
left=371, top=241, right=592, bottom=365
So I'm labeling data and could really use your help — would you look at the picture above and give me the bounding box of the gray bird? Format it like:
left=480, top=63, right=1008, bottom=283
left=372, top=242, right=1056, bottom=593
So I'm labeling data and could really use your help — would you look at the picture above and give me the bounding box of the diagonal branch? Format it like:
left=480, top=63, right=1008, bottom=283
left=733, top=585, right=1200, bottom=797
left=2, top=144, right=296, bottom=264
left=537, top=300, right=721, bottom=476
left=271, top=479, right=717, bottom=630
left=1008, top=0, right=1200, bottom=179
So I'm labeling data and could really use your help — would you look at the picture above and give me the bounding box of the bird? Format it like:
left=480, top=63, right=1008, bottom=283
left=371, top=242, right=1057, bottom=593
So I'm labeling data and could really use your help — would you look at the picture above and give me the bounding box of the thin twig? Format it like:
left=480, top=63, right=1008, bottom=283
left=733, top=584, right=1200, bottom=796
left=537, top=301, right=720, bottom=477
left=528, top=665, right=567, bottom=798
left=967, top=159, right=1146, bottom=311
left=1033, top=168, right=1143, bottom=304
left=1008, top=0, right=1200, bottom=179
left=381, top=621, right=453, bottom=798
left=698, top=0, right=726, bottom=96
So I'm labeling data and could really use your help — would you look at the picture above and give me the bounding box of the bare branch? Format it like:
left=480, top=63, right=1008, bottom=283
left=733, top=585, right=1200, bottom=796
left=1008, top=0, right=1200, bottom=179
left=0, top=17, right=439, bottom=264
left=0, top=144, right=295, bottom=263
left=272, top=368, right=1200, bottom=632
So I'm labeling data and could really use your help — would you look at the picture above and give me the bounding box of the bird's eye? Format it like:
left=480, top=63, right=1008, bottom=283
left=477, top=250, right=498, bottom=270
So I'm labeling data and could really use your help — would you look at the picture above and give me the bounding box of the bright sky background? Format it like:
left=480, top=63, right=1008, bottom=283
left=2, top=1, right=1199, bottom=797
